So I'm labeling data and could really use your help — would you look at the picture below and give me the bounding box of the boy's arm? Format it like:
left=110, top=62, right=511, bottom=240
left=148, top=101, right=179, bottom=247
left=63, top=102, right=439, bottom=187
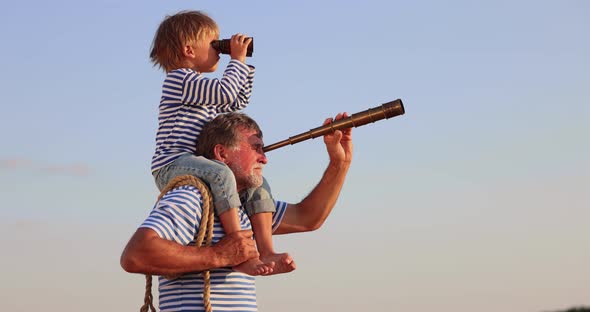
left=120, top=228, right=258, bottom=276
left=215, top=61, right=255, bottom=113
left=182, top=61, right=254, bottom=110
left=218, top=33, right=254, bottom=112
left=274, top=113, right=353, bottom=234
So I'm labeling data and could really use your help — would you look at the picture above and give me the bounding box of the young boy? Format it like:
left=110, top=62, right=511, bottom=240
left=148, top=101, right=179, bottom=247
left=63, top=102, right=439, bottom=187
left=149, top=10, right=292, bottom=275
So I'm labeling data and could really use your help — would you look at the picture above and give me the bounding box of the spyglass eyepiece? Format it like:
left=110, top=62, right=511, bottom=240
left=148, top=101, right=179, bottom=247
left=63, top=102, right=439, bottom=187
left=211, top=38, right=254, bottom=57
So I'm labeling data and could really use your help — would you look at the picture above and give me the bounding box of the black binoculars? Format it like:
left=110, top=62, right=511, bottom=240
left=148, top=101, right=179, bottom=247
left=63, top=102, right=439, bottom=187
left=211, top=38, right=254, bottom=57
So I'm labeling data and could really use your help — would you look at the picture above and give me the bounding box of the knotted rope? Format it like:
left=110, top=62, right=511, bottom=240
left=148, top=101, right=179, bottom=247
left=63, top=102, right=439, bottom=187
left=141, top=175, right=215, bottom=312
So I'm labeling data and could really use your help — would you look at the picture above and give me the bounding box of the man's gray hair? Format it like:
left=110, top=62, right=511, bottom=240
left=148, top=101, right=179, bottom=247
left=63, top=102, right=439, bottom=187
left=196, top=112, right=263, bottom=159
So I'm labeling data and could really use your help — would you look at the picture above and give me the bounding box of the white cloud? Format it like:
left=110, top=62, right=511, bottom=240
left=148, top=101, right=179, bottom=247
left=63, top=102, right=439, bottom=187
left=0, top=157, right=91, bottom=177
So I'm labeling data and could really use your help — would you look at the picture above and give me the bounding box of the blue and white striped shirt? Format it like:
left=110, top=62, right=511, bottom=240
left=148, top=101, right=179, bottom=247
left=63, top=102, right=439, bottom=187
left=139, top=185, right=288, bottom=312
left=151, top=60, right=255, bottom=173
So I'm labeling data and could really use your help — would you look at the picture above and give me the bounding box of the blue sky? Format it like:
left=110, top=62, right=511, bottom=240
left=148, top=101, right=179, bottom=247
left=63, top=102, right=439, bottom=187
left=1, top=1, right=588, bottom=311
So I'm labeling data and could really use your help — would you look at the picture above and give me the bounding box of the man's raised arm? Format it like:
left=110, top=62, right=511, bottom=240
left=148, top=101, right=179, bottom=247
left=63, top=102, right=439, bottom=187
left=274, top=112, right=353, bottom=235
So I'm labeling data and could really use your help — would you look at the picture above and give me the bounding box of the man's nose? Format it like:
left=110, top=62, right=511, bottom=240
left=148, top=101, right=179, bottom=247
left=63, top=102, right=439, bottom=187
left=258, top=151, right=268, bottom=164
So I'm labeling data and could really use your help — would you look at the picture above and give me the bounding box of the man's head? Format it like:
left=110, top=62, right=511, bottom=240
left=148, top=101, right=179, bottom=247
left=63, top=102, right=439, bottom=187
left=197, top=113, right=267, bottom=191
left=150, top=10, right=220, bottom=73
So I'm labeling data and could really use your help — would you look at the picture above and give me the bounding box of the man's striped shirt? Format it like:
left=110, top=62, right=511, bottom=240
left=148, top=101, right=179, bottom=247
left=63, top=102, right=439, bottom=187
left=151, top=60, right=255, bottom=173
left=139, top=185, right=288, bottom=312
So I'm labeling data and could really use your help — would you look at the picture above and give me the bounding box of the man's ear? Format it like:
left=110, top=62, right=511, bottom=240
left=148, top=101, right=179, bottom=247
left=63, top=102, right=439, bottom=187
left=213, top=144, right=227, bottom=162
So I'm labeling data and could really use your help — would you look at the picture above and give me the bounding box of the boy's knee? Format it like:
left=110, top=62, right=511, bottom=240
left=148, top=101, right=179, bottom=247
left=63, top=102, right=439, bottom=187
left=249, top=187, right=272, bottom=201
left=244, top=198, right=276, bottom=216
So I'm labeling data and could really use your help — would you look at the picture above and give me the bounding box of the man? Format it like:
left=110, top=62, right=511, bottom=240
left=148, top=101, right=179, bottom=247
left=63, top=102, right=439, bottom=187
left=120, top=112, right=353, bottom=311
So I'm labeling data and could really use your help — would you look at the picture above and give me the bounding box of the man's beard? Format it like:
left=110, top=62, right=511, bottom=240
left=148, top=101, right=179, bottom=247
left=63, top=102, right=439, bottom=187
left=227, top=162, right=264, bottom=190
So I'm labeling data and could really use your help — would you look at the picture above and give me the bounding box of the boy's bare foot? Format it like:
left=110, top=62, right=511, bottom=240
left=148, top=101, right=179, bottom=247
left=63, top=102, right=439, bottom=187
left=233, top=258, right=275, bottom=276
left=260, top=253, right=296, bottom=275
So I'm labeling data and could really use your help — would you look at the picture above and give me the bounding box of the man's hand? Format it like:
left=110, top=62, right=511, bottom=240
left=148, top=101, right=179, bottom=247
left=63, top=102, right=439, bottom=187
left=274, top=112, right=354, bottom=235
left=323, top=112, right=353, bottom=164
left=230, top=33, right=252, bottom=64
left=211, top=230, right=259, bottom=267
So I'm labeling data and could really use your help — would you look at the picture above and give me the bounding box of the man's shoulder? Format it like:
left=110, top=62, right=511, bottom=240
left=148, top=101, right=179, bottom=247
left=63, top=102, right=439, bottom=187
left=158, top=185, right=204, bottom=210
left=141, top=185, right=204, bottom=243
left=271, top=200, right=289, bottom=231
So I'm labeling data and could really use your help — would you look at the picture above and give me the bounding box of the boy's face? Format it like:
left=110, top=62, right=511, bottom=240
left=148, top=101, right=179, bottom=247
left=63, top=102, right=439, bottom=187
left=190, top=32, right=220, bottom=73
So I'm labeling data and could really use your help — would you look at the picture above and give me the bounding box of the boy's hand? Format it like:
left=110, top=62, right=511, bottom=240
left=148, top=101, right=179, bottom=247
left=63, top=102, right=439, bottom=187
left=230, top=33, right=252, bottom=63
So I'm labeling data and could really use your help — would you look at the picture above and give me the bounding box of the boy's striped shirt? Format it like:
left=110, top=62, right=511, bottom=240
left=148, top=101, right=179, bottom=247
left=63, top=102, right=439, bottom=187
left=151, top=60, right=255, bottom=173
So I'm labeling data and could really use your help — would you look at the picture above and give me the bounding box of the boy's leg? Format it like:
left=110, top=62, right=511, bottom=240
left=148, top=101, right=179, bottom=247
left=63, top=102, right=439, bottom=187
left=248, top=212, right=295, bottom=275
left=156, top=154, right=273, bottom=275
left=242, top=177, right=276, bottom=256
left=242, top=177, right=296, bottom=275
left=154, top=154, right=241, bottom=212
left=219, top=208, right=275, bottom=275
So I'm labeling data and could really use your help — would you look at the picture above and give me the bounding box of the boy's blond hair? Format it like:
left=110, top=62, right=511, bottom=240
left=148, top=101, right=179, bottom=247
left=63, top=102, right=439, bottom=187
left=150, top=10, right=219, bottom=72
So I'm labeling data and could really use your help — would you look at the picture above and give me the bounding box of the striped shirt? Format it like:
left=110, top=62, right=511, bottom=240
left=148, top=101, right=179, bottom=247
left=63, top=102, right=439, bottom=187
left=139, top=185, right=288, bottom=312
left=151, top=60, right=255, bottom=172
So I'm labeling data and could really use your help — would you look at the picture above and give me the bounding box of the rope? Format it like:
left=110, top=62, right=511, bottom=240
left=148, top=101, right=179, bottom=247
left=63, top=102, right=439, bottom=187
left=140, top=274, right=156, bottom=312
left=141, top=175, right=215, bottom=312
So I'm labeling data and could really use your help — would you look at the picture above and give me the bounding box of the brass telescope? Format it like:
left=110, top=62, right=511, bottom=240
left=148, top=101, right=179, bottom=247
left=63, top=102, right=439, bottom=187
left=263, top=99, right=405, bottom=153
